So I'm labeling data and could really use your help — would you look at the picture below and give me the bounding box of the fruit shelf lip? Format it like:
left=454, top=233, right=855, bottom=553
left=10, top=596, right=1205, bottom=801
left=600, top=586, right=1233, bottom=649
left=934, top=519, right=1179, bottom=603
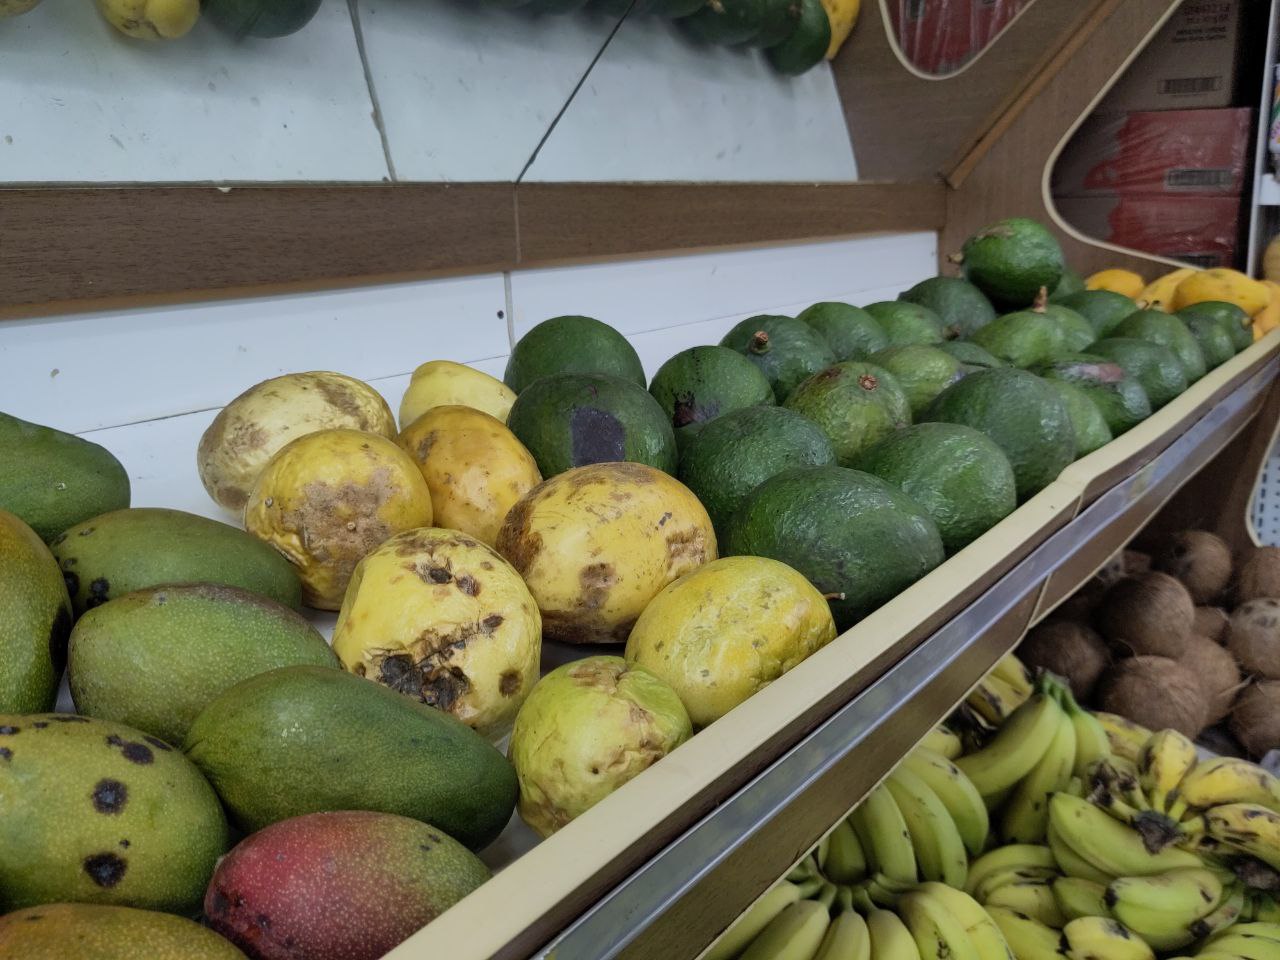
left=392, top=334, right=1280, bottom=960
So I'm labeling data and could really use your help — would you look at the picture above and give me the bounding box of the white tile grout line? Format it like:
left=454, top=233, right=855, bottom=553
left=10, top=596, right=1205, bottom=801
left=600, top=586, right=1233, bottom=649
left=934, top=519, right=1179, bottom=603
left=347, top=0, right=398, bottom=183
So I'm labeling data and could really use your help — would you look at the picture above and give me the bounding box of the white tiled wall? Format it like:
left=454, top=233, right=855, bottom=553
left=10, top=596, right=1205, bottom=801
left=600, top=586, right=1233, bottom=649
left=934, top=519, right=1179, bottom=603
left=0, top=0, right=856, bottom=184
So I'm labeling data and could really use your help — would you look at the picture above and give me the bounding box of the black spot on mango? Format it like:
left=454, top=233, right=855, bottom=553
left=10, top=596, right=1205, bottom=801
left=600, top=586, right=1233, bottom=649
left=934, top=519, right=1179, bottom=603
left=82, top=852, right=127, bottom=888
left=91, top=778, right=128, bottom=814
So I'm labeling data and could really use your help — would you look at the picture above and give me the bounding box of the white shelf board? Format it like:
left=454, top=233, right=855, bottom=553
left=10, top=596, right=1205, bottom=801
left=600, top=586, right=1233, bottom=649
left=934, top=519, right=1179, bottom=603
left=359, top=0, right=624, bottom=182
left=0, top=0, right=387, bottom=183
left=1259, top=172, right=1280, bottom=207
left=523, top=14, right=857, bottom=182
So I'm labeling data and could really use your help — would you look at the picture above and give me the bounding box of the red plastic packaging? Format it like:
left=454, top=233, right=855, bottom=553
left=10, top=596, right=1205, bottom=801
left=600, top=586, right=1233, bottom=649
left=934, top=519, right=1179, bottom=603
left=1054, top=195, right=1242, bottom=269
left=891, top=0, right=1029, bottom=75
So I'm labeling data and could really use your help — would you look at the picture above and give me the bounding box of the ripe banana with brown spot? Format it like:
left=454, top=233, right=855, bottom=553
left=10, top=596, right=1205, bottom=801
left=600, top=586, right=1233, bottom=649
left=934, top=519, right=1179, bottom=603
left=1095, top=713, right=1152, bottom=764
left=902, top=748, right=990, bottom=857
left=1137, top=730, right=1199, bottom=814
left=1205, top=804, right=1280, bottom=872
left=1178, top=759, right=1280, bottom=816
left=1060, top=916, right=1154, bottom=960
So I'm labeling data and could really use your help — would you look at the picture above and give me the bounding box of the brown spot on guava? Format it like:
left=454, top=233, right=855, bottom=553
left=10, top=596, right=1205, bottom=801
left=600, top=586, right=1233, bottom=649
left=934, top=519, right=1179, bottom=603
left=480, top=561, right=494, bottom=570
left=500, top=671, right=522, bottom=697
left=82, top=853, right=127, bottom=887
left=482, top=613, right=504, bottom=632
left=91, top=778, right=128, bottom=814
left=422, top=666, right=470, bottom=714
left=496, top=497, right=542, bottom=574
left=666, top=527, right=709, bottom=566
left=455, top=574, right=480, bottom=596
left=425, top=565, right=452, bottom=584
left=414, top=432, right=438, bottom=462
left=315, top=378, right=364, bottom=419
left=658, top=511, right=672, bottom=527
left=579, top=563, right=617, bottom=612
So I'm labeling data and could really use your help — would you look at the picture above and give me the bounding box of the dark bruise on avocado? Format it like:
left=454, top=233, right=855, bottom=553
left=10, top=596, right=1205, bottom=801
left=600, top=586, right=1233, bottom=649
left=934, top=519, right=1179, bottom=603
left=1087, top=338, right=1188, bottom=410
left=1034, top=357, right=1151, bottom=435
left=507, top=372, right=677, bottom=478
left=720, top=314, right=836, bottom=402
left=648, top=345, right=775, bottom=431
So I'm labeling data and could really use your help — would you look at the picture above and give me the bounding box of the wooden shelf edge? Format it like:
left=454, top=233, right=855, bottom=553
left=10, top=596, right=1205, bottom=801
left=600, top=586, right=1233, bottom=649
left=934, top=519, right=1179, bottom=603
left=0, top=180, right=946, bottom=318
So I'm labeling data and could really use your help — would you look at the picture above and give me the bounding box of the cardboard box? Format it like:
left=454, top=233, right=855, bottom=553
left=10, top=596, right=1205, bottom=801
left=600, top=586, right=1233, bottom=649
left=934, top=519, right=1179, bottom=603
left=1053, top=108, right=1253, bottom=197
left=1099, top=1, right=1241, bottom=112
left=1054, top=194, right=1243, bottom=269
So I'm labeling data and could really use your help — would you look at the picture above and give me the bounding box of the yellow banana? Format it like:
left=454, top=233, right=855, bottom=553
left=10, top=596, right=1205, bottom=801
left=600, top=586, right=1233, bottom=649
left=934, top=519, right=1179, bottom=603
left=94, top=0, right=199, bottom=38
left=1137, top=730, right=1199, bottom=814
left=815, top=910, right=873, bottom=960
left=958, top=694, right=1066, bottom=801
left=1060, top=917, right=1154, bottom=960
left=1070, top=708, right=1113, bottom=781
left=992, top=654, right=1036, bottom=700
left=1106, top=869, right=1222, bottom=951
left=741, top=899, right=833, bottom=960
left=1048, top=819, right=1115, bottom=884
left=1095, top=713, right=1152, bottom=764
left=1218, top=924, right=1280, bottom=945
left=968, top=674, right=1029, bottom=727
left=984, top=880, right=1067, bottom=928
left=902, top=748, right=990, bottom=857
left=1190, top=885, right=1248, bottom=941
left=823, top=818, right=868, bottom=885
left=917, top=882, right=1017, bottom=960
left=849, top=786, right=918, bottom=885
left=1203, top=933, right=1280, bottom=960
left=920, top=726, right=964, bottom=761
left=1054, top=876, right=1112, bottom=922
left=1205, top=804, right=1280, bottom=872
left=707, top=881, right=807, bottom=960
left=887, top=767, right=969, bottom=888
left=1177, top=759, right=1280, bottom=816
left=967, top=844, right=1059, bottom=897
left=986, top=906, right=1065, bottom=960
left=1003, top=713, right=1078, bottom=844
left=1049, top=793, right=1203, bottom=878
left=898, top=890, right=982, bottom=960
left=867, top=908, right=922, bottom=960
left=1137, top=268, right=1198, bottom=313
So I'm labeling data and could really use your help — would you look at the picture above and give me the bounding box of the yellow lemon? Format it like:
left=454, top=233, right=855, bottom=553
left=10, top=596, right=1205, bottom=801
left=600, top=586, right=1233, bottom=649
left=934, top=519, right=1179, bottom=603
left=1085, top=269, right=1145, bottom=299
left=496, top=462, right=716, bottom=644
left=397, top=406, right=540, bottom=547
left=625, top=556, right=836, bottom=728
left=198, top=372, right=396, bottom=513
left=244, top=429, right=432, bottom=610
left=333, top=528, right=541, bottom=738
left=398, top=360, right=517, bottom=429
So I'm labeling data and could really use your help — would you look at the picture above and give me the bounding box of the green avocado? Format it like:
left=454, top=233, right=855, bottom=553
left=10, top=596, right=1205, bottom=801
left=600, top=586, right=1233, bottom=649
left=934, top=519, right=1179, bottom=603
left=648, top=345, right=775, bottom=431
left=1087, top=338, right=1188, bottom=410
left=1182, top=313, right=1236, bottom=370
left=504, top=316, right=645, bottom=393
left=0, top=413, right=130, bottom=543
left=720, top=314, right=837, bottom=402
left=922, top=368, right=1075, bottom=500
left=0, top=714, right=228, bottom=914
left=1055, top=290, right=1138, bottom=338
left=677, top=405, right=835, bottom=539
left=958, top=218, right=1066, bottom=309
left=682, top=0, right=766, bottom=44
left=68, top=583, right=340, bottom=746
left=937, top=341, right=1007, bottom=371
left=855, top=423, right=1016, bottom=553
left=968, top=309, right=1066, bottom=368
left=183, top=666, right=518, bottom=849
left=507, top=372, right=677, bottom=478
left=1049, top=269, right=1086, bottom=303
left=868, top=345, right=965, bottom=417
left=50, top=508, right=302, bottom=615
left=765, top=0, right=829, bottom=75
left=1045, top=379, right=1111, bottom=456
left=1176, top=301, right=1252, bottom=354
left=897, top=277, right=997, bottom=337
left=751, top=0, right=802, bottom=46
left=1042, top=302, right=1098, bottom=353
left=864, top=301, right=949, bottom=347
left=0, top=509, right=72, bottom=713
left=723, top=465, right=945, bottom=630
left=783, top=362, right=911, bottom=466
left=1110, top=309, right=1206, bottom=382
left=796, top=301, right=890, bottom=360
left=202, top=0, right=323, bottom=37
left=1034, top=357, right=1151, bottom=435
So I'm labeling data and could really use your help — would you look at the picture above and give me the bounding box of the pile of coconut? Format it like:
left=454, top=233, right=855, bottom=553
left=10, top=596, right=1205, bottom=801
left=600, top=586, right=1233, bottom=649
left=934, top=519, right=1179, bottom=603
left=1018, top=531, right=1280, bottom=758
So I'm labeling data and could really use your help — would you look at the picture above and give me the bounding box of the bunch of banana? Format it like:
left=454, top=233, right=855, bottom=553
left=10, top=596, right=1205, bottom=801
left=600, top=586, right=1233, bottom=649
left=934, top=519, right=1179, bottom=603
left=1106, top=868, right=1229, bottom=950
left=1191, top=921, right=1280, bottom=960
left=1049, top=791, right=1205, bottom=882
left=964, top=655, right=1035, bottom=727
left=1096, top=713, right=1154, bottom=764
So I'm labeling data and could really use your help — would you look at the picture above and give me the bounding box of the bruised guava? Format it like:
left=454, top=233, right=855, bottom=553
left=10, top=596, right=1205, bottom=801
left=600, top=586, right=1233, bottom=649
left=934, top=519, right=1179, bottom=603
left=204, top=811, right=488, bottom=960
left=332, top=528, right=541, bottom=738
left=508, top=656, right=692, bottom=837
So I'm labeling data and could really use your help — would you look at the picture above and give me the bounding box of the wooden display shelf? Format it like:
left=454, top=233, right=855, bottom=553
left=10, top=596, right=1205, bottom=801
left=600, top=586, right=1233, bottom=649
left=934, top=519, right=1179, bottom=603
left=387, top=335, right=1280, bottom=960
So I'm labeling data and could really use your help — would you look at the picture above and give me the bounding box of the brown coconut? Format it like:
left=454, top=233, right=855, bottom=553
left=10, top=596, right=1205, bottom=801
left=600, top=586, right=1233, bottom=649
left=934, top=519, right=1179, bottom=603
left=1096, top=552, right=1128, bottom=587
left=1018, top=620, right=1110, bottom=700
left=1194, top=606, right=1230, bottom=644
left=1228, top=598, right=1280, bottom=680
left=1179, top=635, right=1243, bottom=725
left=1153, top=531, right=1233, bottom=604
left=1056, top=577, right=1110, bottom=623
left=1235, top=547, right=1280, bottom=604
left=1097, top=571, right=1195, bottom=659
left=1230, top=681, right=1280, bottom=758
left=1096, top=656, right=1209, bottom=738
left=1123, top=550, right=1152, bottom=576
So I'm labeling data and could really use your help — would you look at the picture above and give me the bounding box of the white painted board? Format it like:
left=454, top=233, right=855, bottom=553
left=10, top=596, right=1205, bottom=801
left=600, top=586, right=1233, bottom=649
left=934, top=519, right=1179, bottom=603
left=0, top=0, right=387, bottom=183
left=522, top=14, right=857, bottom=183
